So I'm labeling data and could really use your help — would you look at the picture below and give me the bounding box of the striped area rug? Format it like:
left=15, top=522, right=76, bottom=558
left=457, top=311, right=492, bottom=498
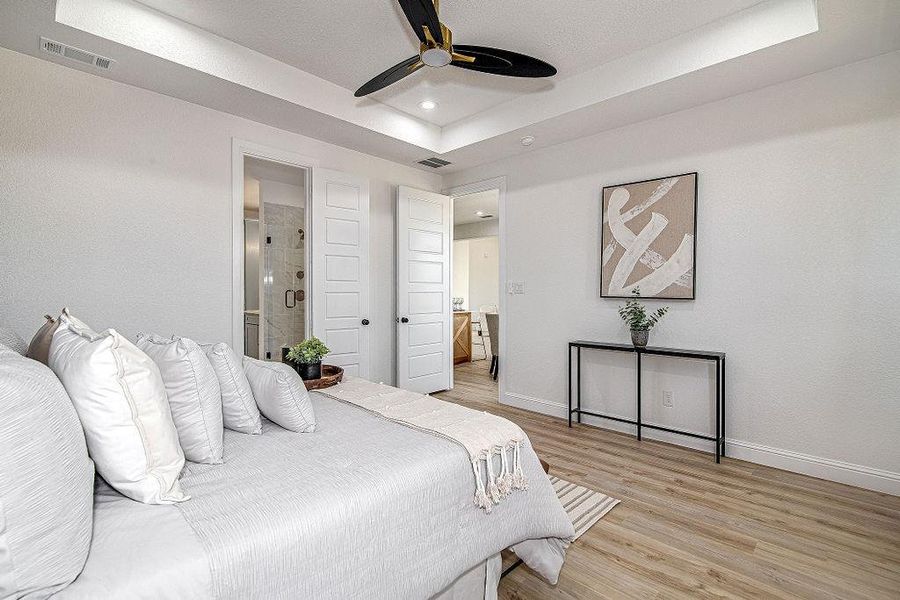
left=550, top=475, right=620, bottom=539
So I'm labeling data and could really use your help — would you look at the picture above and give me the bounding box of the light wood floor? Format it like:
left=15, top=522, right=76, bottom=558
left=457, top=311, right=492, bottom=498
left=437, top=360, right=900, bottom=599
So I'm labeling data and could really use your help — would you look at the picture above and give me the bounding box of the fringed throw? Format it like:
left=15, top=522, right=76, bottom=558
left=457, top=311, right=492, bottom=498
left=314, top=377, right=528, bottom=513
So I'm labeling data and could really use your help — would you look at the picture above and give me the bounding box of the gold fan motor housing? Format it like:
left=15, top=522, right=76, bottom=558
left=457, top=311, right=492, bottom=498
left=419, top=23, right=475, bottom=68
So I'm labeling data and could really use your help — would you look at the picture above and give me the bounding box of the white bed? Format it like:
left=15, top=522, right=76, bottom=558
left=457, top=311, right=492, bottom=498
left=58, top=391, right=574, bottom=599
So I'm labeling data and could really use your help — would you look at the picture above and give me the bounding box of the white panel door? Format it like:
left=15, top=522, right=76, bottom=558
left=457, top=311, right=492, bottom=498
left=311, top=169, right=370, bottom=379
left=397, top=186, right=451, bottom=393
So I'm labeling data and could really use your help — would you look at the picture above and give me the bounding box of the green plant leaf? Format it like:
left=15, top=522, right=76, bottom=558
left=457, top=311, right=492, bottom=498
left=286, top=336, right=331, bottom=364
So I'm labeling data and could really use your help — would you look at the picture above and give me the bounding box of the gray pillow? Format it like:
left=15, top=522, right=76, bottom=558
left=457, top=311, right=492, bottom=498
left=0, top=344, right=95, bottom=598
left=0, top=325, right=26, bottom=356
left=26, top=314, right=59, bottom=365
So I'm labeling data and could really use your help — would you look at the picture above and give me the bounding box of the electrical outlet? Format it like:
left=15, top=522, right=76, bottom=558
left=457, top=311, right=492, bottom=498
left=663, top=390, right=674, bottom=408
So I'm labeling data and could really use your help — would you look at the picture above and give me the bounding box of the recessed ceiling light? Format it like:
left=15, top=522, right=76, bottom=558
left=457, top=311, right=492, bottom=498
left=520, top=135, right=535, bottom=146
left=419, top=100, right=438, bottom=110
left=475, top=210, right=485, bottom=216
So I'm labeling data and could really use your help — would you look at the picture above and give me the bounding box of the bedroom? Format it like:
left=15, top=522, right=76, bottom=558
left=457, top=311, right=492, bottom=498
left=1, top=1, right=898, bottom=599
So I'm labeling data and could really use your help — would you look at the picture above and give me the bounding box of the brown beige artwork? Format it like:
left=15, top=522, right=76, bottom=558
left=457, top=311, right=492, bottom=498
left=600, top=173, right=696, bottom=299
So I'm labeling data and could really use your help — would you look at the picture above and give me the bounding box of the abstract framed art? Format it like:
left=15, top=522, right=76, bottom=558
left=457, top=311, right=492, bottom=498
left=600, top=172, right=697, bottom=299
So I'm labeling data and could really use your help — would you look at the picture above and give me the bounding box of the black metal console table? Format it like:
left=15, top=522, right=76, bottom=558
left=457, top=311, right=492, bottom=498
left=568, top=341, right=726, bottom=462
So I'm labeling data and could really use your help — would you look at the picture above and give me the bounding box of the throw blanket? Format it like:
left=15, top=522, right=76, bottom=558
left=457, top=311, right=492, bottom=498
left=316, top=377, right=528, bottom=512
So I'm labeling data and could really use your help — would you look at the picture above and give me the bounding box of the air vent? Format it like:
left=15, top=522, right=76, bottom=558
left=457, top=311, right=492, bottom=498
left=40, top=37, right=115, bottom=71
left=417, top=157, right=451, bottom=169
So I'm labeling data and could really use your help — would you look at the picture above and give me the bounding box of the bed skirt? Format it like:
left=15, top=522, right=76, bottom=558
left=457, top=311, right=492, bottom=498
left=431, top=553, right=502, bottom=600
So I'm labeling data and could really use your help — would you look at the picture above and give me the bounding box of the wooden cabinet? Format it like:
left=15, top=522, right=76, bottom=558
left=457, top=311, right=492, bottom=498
left=453, top=311, right=472, bottom=364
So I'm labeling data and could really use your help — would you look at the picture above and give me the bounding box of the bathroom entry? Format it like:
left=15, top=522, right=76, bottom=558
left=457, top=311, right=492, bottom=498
left=243, top=156, right=309, bottom=361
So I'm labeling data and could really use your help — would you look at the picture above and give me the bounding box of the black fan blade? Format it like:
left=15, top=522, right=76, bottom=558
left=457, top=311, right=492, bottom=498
left=451, top=45, right=556, bottom=78
left=398, top=0, right=443, bottom=45
left=355, top=56, right=423, bottom=97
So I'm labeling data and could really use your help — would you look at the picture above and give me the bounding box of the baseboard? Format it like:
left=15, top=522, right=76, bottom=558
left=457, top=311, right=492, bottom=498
left=503, top=391, right=568, bottom=418
left=502, top=391, right=900, bottom=496
left=725, top=440, right=900, bottom=496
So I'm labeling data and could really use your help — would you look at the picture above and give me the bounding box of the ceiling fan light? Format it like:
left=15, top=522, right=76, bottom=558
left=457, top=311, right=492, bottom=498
left=421, top=47, right=452, bottom=67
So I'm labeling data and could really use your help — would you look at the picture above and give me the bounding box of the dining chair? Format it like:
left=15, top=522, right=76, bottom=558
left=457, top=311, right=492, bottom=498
left=470, top=311, right=487, bottom=361
left=472, top=304, right=498, bottom=361
left=485, top=313, right=499, bottom=381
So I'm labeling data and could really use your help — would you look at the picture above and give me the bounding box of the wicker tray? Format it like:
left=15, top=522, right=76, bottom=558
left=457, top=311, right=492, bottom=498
left=303, top=364, right=344, bottom=391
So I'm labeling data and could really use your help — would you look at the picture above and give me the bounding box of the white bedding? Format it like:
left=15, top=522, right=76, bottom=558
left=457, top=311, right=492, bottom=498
left=59, top=392, right=573, bottom=599
left=56, top=482, right=212, bottom=599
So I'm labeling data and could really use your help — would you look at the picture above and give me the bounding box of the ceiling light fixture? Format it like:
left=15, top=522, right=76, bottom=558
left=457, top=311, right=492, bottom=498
left=475, top=210, right=485, bottom=216
left=520, top=135, right=535, bottom=146
left=419, top=100, right=438, bottom=110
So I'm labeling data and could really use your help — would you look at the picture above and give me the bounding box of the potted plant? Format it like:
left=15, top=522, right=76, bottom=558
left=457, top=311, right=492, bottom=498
left=286, top=336, right=330, bottom=380
left=618, top=288, right=669, bottom=347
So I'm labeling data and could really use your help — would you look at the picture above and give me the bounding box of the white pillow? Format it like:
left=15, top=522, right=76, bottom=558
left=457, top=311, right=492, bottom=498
left=200, top=342, right=262, bottom=435
left=1, top=343, right=94, bottom=598
left=242, top=357, right=317, bottom=433
left=136, top=334, right=224, bottom=464
left=48, top=310, right=188, bottom=504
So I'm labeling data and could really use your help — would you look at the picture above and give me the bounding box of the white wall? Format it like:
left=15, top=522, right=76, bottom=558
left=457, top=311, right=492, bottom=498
left=466, top=237, right=500, bottom=313
left=444, top=51, right=900, bottom=493
left=0, top=48, right=441, bottom=385
left=259, top=179, right=303, bottom=208
left=243, top=219, right=260, bottom=311
left=452, top=239, right=470, bottom=308
left=454, top=219, right=499, bottom=240
left=452, top=237, right=499, bottom=313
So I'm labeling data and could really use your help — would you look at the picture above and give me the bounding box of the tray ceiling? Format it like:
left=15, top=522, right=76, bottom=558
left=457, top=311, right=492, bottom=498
left=136, top=0, right=763, bottom=126
left=1, top=0, right=898, bottom=172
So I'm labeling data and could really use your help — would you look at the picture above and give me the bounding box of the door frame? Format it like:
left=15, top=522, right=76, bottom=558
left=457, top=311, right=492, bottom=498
left=443, top=176, right=507, bottom=397
left=231, top=138, right=319, bottom=356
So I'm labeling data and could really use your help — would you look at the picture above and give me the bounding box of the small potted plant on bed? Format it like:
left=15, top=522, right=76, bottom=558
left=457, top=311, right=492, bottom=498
left=618, top=288, right=669, bottom=347
left=286, top=336, right=330, bottom=380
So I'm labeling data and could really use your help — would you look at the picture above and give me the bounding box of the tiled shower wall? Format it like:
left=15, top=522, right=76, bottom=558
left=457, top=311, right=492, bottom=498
left=262, top=202, right=305, bottom=360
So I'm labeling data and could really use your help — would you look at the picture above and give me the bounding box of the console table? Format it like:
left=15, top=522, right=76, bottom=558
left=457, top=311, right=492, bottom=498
left=568, top=341, right=726, bottom=462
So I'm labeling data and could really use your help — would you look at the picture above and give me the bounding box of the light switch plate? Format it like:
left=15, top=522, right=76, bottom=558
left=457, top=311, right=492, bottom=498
left=507, top=281, right=525, bottom=295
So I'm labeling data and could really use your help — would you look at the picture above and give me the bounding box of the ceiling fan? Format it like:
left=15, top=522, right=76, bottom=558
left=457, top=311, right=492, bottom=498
left=355, top=0, right=557, bottom=97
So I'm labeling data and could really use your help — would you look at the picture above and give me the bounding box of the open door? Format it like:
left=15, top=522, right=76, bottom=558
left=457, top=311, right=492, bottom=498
left=396, top=186, right=452, bottom=393
left=311, top=168, right=370, bottom=378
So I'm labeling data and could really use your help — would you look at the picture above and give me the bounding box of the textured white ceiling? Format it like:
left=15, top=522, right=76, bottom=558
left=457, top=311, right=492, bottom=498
left=136, top=0, right=763, bottom=125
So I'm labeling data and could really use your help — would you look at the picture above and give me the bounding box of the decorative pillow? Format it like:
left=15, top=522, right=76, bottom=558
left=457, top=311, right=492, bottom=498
left=25, top=314, right=59, bottom=364
left=243, top=357, right=317, bottom=433
left=0, top=343, right=94, bottom=598
left=200, top=342, right=262, bottom=435
left=48, top=309, right=188, bottom=504
left=0, top=324, right=27, bottom=355
left=136, top=334, right=224, bottom=464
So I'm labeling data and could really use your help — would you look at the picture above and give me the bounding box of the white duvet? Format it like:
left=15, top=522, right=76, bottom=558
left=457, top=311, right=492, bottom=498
left=59, top=391, right=574, bottom=599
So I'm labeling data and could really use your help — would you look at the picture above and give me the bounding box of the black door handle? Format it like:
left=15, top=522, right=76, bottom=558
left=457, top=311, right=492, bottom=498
left=361, top=319, right=370, bottom=326
left=400, top=317, right=409, bottom=323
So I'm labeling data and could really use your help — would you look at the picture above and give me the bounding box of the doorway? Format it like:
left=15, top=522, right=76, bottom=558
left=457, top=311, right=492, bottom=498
left=242, top=156, right=309, bottom=361
left=232, top=140, right=373, bottom=377
left=451, top=187, right=501, bottom=401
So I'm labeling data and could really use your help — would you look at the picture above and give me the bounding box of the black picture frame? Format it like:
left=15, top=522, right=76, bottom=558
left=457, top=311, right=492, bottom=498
left=599, top=172, right=698, bottom=300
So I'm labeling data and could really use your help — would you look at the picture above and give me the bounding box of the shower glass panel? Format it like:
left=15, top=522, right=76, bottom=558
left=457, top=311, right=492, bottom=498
left=262, top=202, right=306, bottom=360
